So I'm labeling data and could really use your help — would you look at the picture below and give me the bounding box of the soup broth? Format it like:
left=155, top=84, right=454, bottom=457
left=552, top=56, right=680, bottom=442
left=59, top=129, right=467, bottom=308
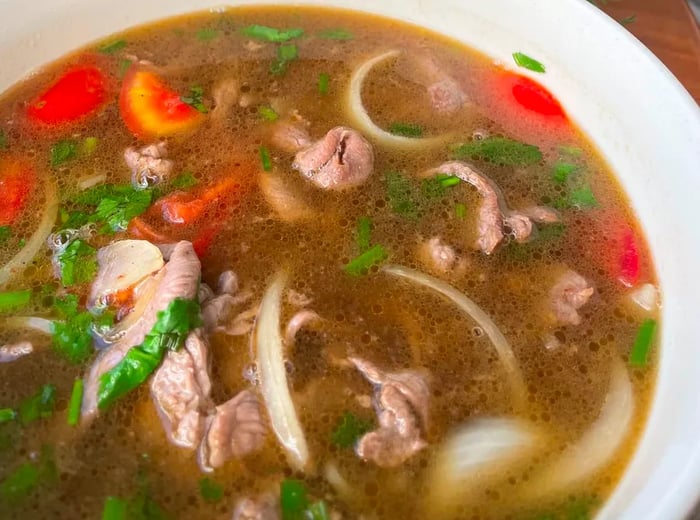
left=0, top=6, right=659, bottom=520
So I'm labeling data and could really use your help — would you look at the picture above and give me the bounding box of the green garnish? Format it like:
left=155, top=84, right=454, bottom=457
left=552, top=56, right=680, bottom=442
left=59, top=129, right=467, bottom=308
left=318, top=72, right=330, bottom=95
left=0, top=129, right=7, bottom=149
left=512, top=52, right=546, bottom=73
left=170, top=172, right=198, bottom=190
left=73, top=183, right=153, bottom=233
left=102, top=496, right=127, bottom=520
left=0, top=448, right=56, bottom=503
left=18, top=384, right=56, bottom=425
left=0, top=225, right=10, bottom=242
left=568, top=186, right=598, bottom=209
left=241, top=25, right=304, bottom=42
left=356, top=217, right=372, bottom=252
left=259, top=146, right=273, bottom=172
left=18, top=238, right=25, bottom=248
left=98, top=298, right=202, bottom=410
left=552, top=162, right=578, bottom=183
left=388, top=122, right=423, bottom=137
left=280, top=480, right=329, bottom=520
left=0, top=289, right=31, bottom=312
left=559, top=145, right=583, bottom=156
left=455, top=202, right=467, bottom=219
left=317, top=28, right=353, bottom=40
left=453, top=136, right=543, bottom=166
left=199, top=477, right=224, bottom=503
left=82, top=136, right=99, bottom=155
left=421, top=174, right=460, bottom=199
left=180, top=86, right=208, bottom=113
left=67, top=379, right=83, bottom=426
left=196, top=28, right=219, bottom=41
left=98, top=39, right=127, bottom=54
left=258, top=105, right=279, bottom=121
left=50, top=139, right=78, bottom=167
left=118, top=59, right=132, bottom=78
left=56, top=239, right=97, bottom=287
left=306, top=501, right=330, bottom=520
left=270, top=44, right=299, bottom=75
left=331, top=412, right=373, bottom=448
left=345, top=245, right=388, bottom=276
left=385, top=171, right=418, bottom=218
left=630, top=318, right=657, bottom=367
left=51, top=294, right=112, bottom=364
left=439, top=175, right=460, bottom=187
left=0, top=408, right=16, bottom=423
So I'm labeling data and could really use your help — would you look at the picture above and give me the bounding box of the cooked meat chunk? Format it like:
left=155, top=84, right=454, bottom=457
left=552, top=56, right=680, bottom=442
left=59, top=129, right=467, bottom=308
left=124, top=142, right=173, bottom=188
left=417, top=237, right=467, bottom=274
left=293, top=126, right=374, bottom=190
left=150, top=330, right=213, bottom=449
left=82, top=241, right=201, bottom=423
left=218, top=270, right=239, bottom=295
left=198, top=390, right=266, bottom=472
left=550, top=269, right=595, bottom=326
left=421, top=161, right=559, bottom=254
left=212, top=78, right=239, bottom=120
left=349, top=357, right=430, bottom=467
left=232, top=494, right=279, bottom=520
left=413, top=53, right=467, bottom=114
left=270, top=120, right=312, bottom=154
left=202, top=294, right=236, bottom=333
left=259, top=172, right=316, bottom=223
left=284, top=309, right=321, bottom=345
left=0, top=341, right=33, bottom=363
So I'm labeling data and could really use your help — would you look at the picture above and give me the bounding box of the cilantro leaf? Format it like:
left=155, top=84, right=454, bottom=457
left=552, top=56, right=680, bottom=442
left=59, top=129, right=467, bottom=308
left=0, top=408, right=16, bottom=423
left=452, top=137, right=543, bottom=166
left=0, top=225, right=10, bottom=242
left=180, top=86, right=208, bottom=113
left=356, top=217, right=372, bottom=252
left=18, top=385, right=56, bottom=425
left=0, top=446, right=56, bottom=503
left=388, top=122, right=423, bottom=137
left=552, top=162, right=578, bottom=183
left=258, top=105, right=279, bottom=121
left=270, top=44, right=299, bottom=75
left=89, top=185, right=153, bottom=233
left=98, top=39, right=127, bottom=54
left=331, top=412, right=373, bottom=448
left=56, top=239, right=97, bottom=286
left=0, top=289, right=32, bottom=312
left=170, top=172, right=198, bottom=190
left=569, top=186, right=598, bottom=209
left=241, top=25, right=304, bottom=42
left=512, top=52, right=546, bottom=73
left=385, top=172, right=418, bottom=218
left=199, top=477, right=224, bottom=503
left=50, top=139, right=78, bottom=167
left=51, top=294, right=109, bottom=364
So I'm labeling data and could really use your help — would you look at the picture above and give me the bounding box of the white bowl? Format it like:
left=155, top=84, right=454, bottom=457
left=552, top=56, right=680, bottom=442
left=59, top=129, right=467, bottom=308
left=2, top=1, right=699, bottom=518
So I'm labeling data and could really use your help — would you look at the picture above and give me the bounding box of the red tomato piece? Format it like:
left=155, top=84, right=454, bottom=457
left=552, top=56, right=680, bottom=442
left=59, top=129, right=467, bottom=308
left=0, top=157, right=35, bottom=225
left=27, top=66, right=108, bottom=125
left=618, top=228, right=641, bottom=287
left=511, top=75, right=565, bottom=117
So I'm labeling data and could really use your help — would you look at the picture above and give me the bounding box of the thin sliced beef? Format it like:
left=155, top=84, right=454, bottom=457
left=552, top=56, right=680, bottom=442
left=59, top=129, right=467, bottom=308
left=409, top=52, right=467, bottom=114
left=550, top=269, right=595, bottom=326
left=81, top=241, right=201, bottom=424
left=417, top=237, right=467, bottom=275
left=284, top=310, right=321, bottom=346
left=0, top=341, right=33, bottom=363
left=349, top=357, right=430, bottom=467
left=421, top=161, right=559, bottom=254
left=270, top=120, right=312, bottom=154
left=198, top=390, right=266, bottom=472
left=233, top=494, right=279, bottom=520
left=124, top=142, right=173, bottom=188
left=150, top=330, right=213, bottom=449
left=293, top=126, right=374, bottom=190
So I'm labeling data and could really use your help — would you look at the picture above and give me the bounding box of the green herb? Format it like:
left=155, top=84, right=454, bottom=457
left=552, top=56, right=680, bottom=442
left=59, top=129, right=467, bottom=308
left=0, top=408, right=16, bottom=423
left=98, top=298, right=202, bottom=410
left=0, top=225, right=10, bottom=242
left=421, top=174, right=460, bottom=199
left=73, top=184, right=153, bottom=233
left=281, top=479, right=308, bottom=520
left=439, top=175, right=460, bottom=187
left=569, top=186, right=598, bottom=208
left=56, top=239, right=97, bottom=286
left=331, top=412, right=372, bottom=448
left=0, top=446, right=56, bottom=503
left=630, top=318, right=657, bottom=367
left=102, top=496, right=128, bottom=520
left=453, top=137, right=543, bottom=166
left=0, top=289, right=31, bottom=312
left=118, top=59, right=132, bottom=78
left=199, top=477, right=224, bottom=503
left=50, top=139, right=78, bottom=167
left=196, top=27, right=219, bottom=41
left=385, top=172, right=418, bottom=218
left=270, top=43, right=299, bottom=75
left=388, top=122, right=423, bottom=137
left=51, top=294, right=94, bottom=363
left=18, top=238, right=25, bottom=248
left=241, top=25, right=304, bottom=42
left=455, top=202, right=467, bottom=219
left=345, top=244, right=388, bottom=276
left=537, top=222, right=566, bottom=241
left=180, top=86, right=208, bottom=113
left=259, top=146, right=273, bottom=172
left=18, top=384, right=56, bottom=425
left=318, top=28, right=353, bottom=40
left=552, top=162, right=578, bottom=183
left=307, top=501, right=330, bottom=520
left=356, top=217, right=372, bottom=252
left=512, top=52, right=546, bottom=73
left=620, top=15, right=636, bottom=26
left=559, top=145, right=583, bottom=156
left=258, top=105, right=279, bottom=121
left=170, top=172, right=198, bottom=190
left=99, top=39, right=127, bottom=54
left=318, top=72, right=330, bottom=95
left=67, top=379, right=83, bottom=426
left=82, top=136, right=99, bottom=155
left=0, top=129, right=7, bottom=149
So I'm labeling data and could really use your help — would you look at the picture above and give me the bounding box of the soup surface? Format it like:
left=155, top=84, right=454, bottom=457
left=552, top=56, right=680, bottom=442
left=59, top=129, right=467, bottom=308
left=0, top=6, right=660, bottom=520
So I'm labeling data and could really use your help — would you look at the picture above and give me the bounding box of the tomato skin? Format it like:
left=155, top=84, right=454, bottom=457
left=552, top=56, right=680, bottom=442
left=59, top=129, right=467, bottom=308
left=0, top=157, right=36, bottom=225
left=119, top=68, right=203, bottom=139
left=27, top=66, right=108, bottom=125
left=618, top=228, right=641, bottom=287
left=511, top=75, right=565, bottom=117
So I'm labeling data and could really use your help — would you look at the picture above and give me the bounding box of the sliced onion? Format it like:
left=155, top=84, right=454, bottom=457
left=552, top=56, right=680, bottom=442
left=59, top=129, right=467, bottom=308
left=0, top=177, right=58, bottom=288
left=77, top=172, right=107, bottom=191
left=284, top=309, right=321, bottom=346
left=323, top=461, right=355, bottom=502
left=525, top=357, right=633, bottom=497
left=258, top=173, right=316, bottom=223
left=382, top=264, right=527, bottom=410
left=1, top=316, right=54, bottom=335
left=424, top=418, right=540, bottom=517
left=628, top=283, right=660, bottom=313
left=346, top=50, right=451, bottom=149
left=254, top=269, right=310, bottom=472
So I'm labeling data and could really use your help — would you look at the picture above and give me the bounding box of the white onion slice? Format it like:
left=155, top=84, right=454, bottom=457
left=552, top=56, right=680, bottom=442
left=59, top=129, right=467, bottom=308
left=382, top=264, right=527, bottom=410
left=346, top=50, right=450, bottom=149
left=258, top=173, right=316, bottom=223
left=629, top=283, right=660, bottom=313
left=1, top=316, right=54, bottom=335
left=0, top=177, right=58, bottom=288
left=254, top=269, right=310, bottom=472
left=525, top=357, right=633, bottom=497
left=77, top=172, right=107, bottom=191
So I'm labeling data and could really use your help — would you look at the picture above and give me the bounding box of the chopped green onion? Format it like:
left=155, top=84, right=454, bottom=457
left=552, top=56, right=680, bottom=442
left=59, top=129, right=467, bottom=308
left=331, top=411, right=372, bottom=448
left=356, top=217, right=372, bottom=252
left=0, top=289, right=31, bottom=312
left=102, top=496, right=127, bottom=520
left=455, top=202, right=467, bottom=219
left=50, top=139, right=78, bottom=167
left=569, top=186, right=598, bottom=209
left=0, top=446, right=56, bottom=502
left=630, top=318, right=657, bottom=367
left=241, top=25, right=304, bottom=42
left=552, top=162, right=578, bottom=183
left=280, top=479, right=308, bottom=520
left=317, top=28, right=353, bottom=40
left=67, top=379, right=83, bottom=426
left=0, top=225, right=10, bottom=242
left=199, top=477, right=224, bottom=503
left=259, top=146, right=273, bottom=172
left=452, top=137, right=543, bottom=166
left=388, top=122, right=423, bottom=137
left=512, top=52, right=546, bottom=73
left=180, top=85, right=208, bottom=113
left=170, top=172, right=198, bottom=190
left=56, top=239, right=97, bottom=287
left=385, top=172, right=418, bottom=219
left=0, top=408, right=16, bottom=423
left=439, top=175, right=460, bottom=188
left=98, top=39, right=127, bottom=54
left=270, top=44, right=299, bottom=75
left=345, top=245, right=388, bottom=276
left=196, top=28, right=219, bottom=41
left=82, top=136, right=99, bottom=155
left=18, top=384, right=56, bottom=425
left=258, top=105, right=279, bottom=121
left=318, top=72, right=330, bottom=95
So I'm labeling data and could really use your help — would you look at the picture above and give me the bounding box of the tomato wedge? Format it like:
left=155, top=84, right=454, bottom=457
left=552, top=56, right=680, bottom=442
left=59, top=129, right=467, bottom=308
left=27, top=65, right=108, bottom=126
left=119, top=68, right=203, bottom=139
left=0, top=156, right=36, bottom=225
left=510, top=74, right=565, bottom=117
